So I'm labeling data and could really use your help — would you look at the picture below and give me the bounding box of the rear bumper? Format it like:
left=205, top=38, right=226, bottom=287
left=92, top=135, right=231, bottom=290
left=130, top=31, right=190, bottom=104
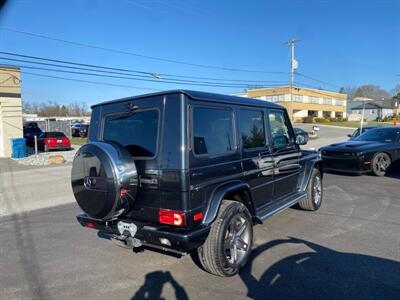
left=76, top=213, right=210, bottom=254
left=47, top=144, right=71, bottom=150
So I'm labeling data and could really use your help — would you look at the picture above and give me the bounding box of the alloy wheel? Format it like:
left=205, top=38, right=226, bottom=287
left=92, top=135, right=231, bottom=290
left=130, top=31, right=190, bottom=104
left=224, top=215, right=251, bottom=266
left=313, top=175, right=322, bottom=205
left=375, top=154, right=390, bottom=172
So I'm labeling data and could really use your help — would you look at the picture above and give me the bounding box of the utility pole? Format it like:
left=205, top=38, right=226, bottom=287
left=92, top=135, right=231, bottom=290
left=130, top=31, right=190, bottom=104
left=284, top=39, right=301, bottom=121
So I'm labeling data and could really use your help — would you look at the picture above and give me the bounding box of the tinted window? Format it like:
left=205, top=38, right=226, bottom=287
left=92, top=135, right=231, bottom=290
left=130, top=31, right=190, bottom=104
left=355, top=128, right=400, bottom=143
left=193, top=107, right=234, bottom=155
left=268, top=110, right=294, bottom=148
left=46, top=132, right=66, bottom=138
left=24, top=127, right=42, bottom=134
left=239, top=110, right=265, bottom=149
left=103, top=110, right=159, bottom=157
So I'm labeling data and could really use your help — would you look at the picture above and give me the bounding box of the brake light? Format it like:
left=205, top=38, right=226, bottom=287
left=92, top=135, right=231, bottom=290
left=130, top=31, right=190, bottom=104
left=193, top=212, right=203, bottom=222
left=120, top=187, right=128, bottom=197
left=86, top=222, right=95, bottom=229
left=159, top=209, right=186, bottom=226
left=46, top=138, right=56, bottom=145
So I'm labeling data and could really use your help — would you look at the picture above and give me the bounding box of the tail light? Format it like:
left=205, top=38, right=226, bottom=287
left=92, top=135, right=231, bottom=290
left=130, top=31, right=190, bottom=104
left=159, top=209, right=186, bottom=227
left=62, top=137, right=70, bottom=145
left=46, top=138, right=57, bottom=146
left=120, top=187, right=128, bottom=198
left=193, top=212, right=203, bottom=222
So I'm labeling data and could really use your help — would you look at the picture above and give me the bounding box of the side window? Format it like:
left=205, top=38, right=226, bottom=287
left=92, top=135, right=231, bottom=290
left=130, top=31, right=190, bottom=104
left=193, top=107, right=234, bottom=156
left=268, top=110, right=294, bottom=149
left=239, top=109, right=266, bottom=149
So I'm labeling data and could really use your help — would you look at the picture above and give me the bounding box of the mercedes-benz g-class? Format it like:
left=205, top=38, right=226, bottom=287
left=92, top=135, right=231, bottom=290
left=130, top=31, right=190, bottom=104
left=72, top=90, right=323, bottom=276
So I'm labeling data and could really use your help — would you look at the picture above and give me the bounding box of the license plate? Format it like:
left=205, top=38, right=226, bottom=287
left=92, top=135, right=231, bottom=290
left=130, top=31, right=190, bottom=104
left=57, top=139, right=62, bottom=143
left=117, top=221, right=137, bottom=237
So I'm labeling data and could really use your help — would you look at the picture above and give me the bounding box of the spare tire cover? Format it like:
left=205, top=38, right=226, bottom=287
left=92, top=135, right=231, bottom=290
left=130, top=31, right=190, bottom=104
left=71, top=141, right=138, bottom=220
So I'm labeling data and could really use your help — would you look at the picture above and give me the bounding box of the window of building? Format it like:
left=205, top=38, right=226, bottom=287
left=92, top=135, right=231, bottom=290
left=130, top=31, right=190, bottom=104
left=323, top=111, right=331, bottom=118
left=323, top=98, right=332, bottom=105
left=335, top=100, right=343, bottom=106
left=239, top=110, right=266, bottom=149
left=270, top=94, right=284, bottom=102
left=268, top=110, right=294, bottom=149
left=293, top=94, right=303, bottom=102
left=308, top=110, right=318, bottom=117
left=192, top=107, right=234, bottom=156
left=309, top=96, right=319, bottom=104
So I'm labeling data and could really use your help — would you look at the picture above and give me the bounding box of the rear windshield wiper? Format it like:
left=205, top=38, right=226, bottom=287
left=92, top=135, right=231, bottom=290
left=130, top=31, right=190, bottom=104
left=109, top=103, right=139, bottom=121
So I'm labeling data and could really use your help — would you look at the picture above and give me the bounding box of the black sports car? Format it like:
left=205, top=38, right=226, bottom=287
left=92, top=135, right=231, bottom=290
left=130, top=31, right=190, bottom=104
left=320, top=127, right=400, bottom=176
left=347, top=125, right=378, bottom=140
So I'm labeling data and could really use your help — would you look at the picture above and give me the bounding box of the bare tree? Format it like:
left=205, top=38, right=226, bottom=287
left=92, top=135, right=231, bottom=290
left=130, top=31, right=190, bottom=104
left=392, top=84, right=400, bottom=96
left=21, top=100, right=90, bottom=117
left=339, top=86, right=358, bottom=101
left=353, top=85, right=390, bottom=100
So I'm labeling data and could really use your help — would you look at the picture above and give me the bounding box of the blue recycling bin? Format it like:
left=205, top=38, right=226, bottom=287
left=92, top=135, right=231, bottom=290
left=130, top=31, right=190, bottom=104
left=11, top=138, right=26, bottom=158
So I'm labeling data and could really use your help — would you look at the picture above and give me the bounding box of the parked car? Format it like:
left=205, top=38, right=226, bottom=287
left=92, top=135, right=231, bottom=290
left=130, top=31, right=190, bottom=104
left=294, top=127, right=309, bottom=144
left=79, top=124, right=89, bottom=138
left=38, top=132, right=71, bottom=152
left=71, top=123, right=83, bottom=137
left=23, top=125, right=43, bottom=146
left=321, top=127, right=400, bottom=176
left=347, top=125, right=378, bottom=140
left=72, top=90, right=323, bottom=276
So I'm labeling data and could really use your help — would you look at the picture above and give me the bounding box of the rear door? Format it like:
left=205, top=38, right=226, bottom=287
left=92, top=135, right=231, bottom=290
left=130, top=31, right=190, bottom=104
left=97, top=96, right=163, bottom=222
left=238, top=108, right=274, bottom=208
left=267, top=109, right=301, bottom=199
left=189, top=103, right=241, bottom=210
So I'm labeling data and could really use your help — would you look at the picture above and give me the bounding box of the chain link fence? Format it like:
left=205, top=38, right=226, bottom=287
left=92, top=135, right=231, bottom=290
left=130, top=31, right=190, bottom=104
left=35, top=120, right=72, bottom=138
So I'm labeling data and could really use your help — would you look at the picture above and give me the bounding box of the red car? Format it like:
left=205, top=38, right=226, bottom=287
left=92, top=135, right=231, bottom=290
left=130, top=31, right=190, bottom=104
left=38, top=132, right=71, bottom=152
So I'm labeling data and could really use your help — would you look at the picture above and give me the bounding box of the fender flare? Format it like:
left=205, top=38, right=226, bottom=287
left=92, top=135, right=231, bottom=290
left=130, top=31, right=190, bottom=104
left=202, top=181, right=254, bottom=226
left=299, top=155, right=323, bottom=192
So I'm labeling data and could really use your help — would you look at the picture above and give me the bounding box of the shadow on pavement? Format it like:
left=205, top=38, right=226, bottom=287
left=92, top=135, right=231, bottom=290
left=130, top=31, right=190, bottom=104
left=385, top=168, right=400, bottom=179
left=131, top=271, right=189, bottom=300
left=239, top=237, right=400, bottom=300
left=0, top=159, right=50, bottom=299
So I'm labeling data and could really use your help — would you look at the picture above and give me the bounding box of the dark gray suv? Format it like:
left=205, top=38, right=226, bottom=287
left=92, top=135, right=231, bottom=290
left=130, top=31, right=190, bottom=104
left=72, top=90, right=323, bottom=276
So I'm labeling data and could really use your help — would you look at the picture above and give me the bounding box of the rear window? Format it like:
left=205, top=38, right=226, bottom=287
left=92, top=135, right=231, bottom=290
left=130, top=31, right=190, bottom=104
left=46, top=132, right=66, bottom=138
left=25, top=127, right=42, bottom=134
left=103, top=109, right=159, bottom=157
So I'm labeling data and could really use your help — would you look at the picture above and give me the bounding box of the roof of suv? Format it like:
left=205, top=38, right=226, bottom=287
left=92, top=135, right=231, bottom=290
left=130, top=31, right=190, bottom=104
left=92, top=90, right=283, bottom=109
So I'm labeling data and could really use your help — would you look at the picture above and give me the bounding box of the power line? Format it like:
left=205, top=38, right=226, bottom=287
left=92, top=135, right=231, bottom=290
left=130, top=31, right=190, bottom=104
left=19, top=71, right=160, bottom=91
left=0, top=61, right=286, bottom=89
left=295, top=71, right=341, bottom=89
left=0, top=53, right=288, bottom=86
left=294, top=81, right=345, bottom=98
left=1, top=27, right=288, bottom=74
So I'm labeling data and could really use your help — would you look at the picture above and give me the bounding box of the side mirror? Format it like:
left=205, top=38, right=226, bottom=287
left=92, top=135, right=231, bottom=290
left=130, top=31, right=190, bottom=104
left=347, top=134, right=352, bottom=138
left=295, top=132, right=308, bottom=145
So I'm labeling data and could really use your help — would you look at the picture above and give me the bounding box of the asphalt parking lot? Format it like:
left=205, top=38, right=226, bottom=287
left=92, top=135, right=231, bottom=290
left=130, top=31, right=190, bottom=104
left=1, top=125, right=399, bottom=300
left=0, top=170, right=399, bottom=299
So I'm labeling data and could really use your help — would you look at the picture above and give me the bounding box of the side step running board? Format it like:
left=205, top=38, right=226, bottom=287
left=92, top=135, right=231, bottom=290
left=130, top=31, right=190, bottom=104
left=255, top=192, right=307, bottom=223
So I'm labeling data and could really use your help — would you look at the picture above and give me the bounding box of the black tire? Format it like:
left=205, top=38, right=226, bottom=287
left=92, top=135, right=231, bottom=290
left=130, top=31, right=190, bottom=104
left=371, top=152, right=391, bottom=176
left=197, top=200, right=253, bottom=277
left=299, top=168, right=322, bottom=211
